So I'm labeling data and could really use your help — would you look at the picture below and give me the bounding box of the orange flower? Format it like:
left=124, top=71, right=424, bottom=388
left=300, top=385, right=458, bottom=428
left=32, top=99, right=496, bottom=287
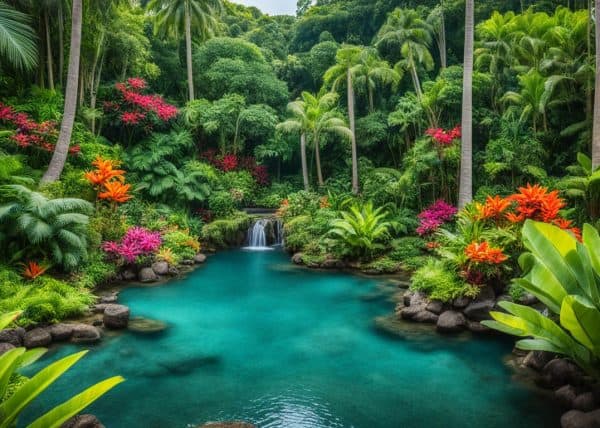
left=465, top=241, right=508, bottom=264
left=475, top=195, right=512, bottom=220
left=21, top=261, right=48, bottom=280
left=84, top=156, right=125, bottom=187
left=319, top=196, right=330, bottom=209
left=506, top=184, right=565, bottom=223
left=98, top=181, right=132, bottom=203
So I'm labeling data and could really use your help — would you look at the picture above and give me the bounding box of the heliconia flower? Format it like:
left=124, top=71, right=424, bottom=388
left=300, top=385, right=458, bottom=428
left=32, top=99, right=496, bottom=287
left=465, top=241, right=508, bottom=264
left=98, top=181, right=132, bottom=203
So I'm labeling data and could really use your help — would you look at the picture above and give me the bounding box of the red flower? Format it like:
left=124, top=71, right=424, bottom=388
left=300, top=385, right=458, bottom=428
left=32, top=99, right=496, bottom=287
left=465, top=241, right=508, bottom=264
left=121, top=111, right=146, bottom=125
left=127, top=77, right=147, bottom=90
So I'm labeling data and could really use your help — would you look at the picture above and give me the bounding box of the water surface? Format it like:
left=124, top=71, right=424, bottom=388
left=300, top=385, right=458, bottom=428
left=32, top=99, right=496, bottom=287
left=22, top=250, right=559, bottom=428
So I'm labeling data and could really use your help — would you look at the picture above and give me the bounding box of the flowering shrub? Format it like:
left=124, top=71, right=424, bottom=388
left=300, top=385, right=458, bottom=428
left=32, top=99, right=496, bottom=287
left=102, top=227, right=161, bottom=264
left=201, top=151, right=270, bottom=186
left=416, top=200, right=458, bottom=236
left=425, top=126, right=461, bottom=146
left=0, top=101, right=80, bottom=155
left=85, top=157, right=132, bottom=204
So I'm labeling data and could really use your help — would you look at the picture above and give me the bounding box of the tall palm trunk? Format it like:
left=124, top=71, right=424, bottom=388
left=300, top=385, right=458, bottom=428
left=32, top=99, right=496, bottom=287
left=58, top=2, right=64, bottom=87
left=314, top=135, right=324, bottom=186
left=300, top=133, right=310, bottom=191
left=439, top=0, right=447, bottom=69
left=367, top=83, right=374, bottom=113
left=458, top=0, right=474, bottom=208
left=347, top=68, right=359, bottom=194
left=44, top=11, right=54, bottom=90
left=592, top=0, right=600, bottom=170
left=41, top=0, right=82, bottom=183
left=185, top=5, right=195, bottom=101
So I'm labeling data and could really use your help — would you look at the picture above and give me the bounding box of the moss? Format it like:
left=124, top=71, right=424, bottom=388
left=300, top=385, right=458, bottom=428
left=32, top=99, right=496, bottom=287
left=410, top=259, right=479, bottom=303
left=201, top=211, right=251, bottom=248
left=389, top=237, right=427, bottom=261
left=361, top=256, right=402, bottom=274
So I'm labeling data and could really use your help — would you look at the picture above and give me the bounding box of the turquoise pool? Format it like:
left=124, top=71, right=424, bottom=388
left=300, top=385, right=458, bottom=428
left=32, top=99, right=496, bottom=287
left=22, top=250, right=559, bottom=427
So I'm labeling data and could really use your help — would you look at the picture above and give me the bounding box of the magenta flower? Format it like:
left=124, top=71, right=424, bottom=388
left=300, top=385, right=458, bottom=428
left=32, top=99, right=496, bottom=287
left=102, top=227, right=162, bottom=264
left=416, top=200, right=458, bottom=236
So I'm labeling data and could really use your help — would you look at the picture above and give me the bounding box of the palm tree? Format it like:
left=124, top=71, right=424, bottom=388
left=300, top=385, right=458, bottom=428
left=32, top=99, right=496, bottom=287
left=591, top=0, right=600, bottom=169
left=41, top=0, right=82, bottom=183
left=354, top=48, right=401, bottom=113
left=459, top=0, right=474, bottom=209
left=147, top=0, right=223, bottom=102
left=427, top=1, right=447, bottom=69
left=502, top=70, right=554, bottom=132
left=0, top=2, right=37, bottom=71
left=278, top=97, right=313, bottom=191
left=324, top=45, right=362, bottom=194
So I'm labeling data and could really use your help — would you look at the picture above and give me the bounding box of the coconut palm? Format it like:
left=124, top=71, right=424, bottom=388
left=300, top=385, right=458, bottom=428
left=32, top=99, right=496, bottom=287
left=459, top=0, right=474, bottom=209
left=41, top=0, right=82, bottom=183
left=354, top=48, right=401, bottom=113
left=427, top=1, right=447, bottom=69
left=147, top=0, right=223, bottom=102
left=324, top=45, right=362, bottom=194
left=0, top=2, right=37, bottom=71
left=592, top=0, right=600, bottom=169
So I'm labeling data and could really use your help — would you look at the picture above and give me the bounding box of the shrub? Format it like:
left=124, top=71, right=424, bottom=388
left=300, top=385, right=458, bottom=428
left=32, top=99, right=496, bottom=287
left=361, top=256, right=402, bottom=274
left=411, top=259, right=479, bottom=303
left=208, top=191, right=237, bottom=218
left=102, top=227, right=161, bottom=264
left=389, top=237, right=427, bottom=261
left=201, top=212, right=251, bottom=248
left=161, top=230, right=200, bottom=261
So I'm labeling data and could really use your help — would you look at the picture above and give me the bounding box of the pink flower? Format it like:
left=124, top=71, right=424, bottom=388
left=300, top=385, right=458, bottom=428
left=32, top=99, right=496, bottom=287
left=121, top=111, right=146, bottom=125
left=127, top=77, right=147, bottom=90
left=102, top=227, right=161, bottom=264
left=416, top=200, right=458, bottom=236
left=425, top=126, right=461, bottom=146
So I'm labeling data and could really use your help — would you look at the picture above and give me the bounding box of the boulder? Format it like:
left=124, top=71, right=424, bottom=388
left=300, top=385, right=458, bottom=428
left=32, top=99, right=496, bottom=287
left=128, top=317, right=168, bottom=334
left=138, top=267, right=158, bottom=283
left=574, top=393, right=597, bottom=412
left=92, top=304, right=110, bottom=314
left=464, top=286, right=496, bottom=321
left=561, top=409, right=600, bottom=428
left=49, top=323, right=74, bottom=341
left=556, top=385, right=579, bottom=408
left=24, top=328, right=52, bottom=348
left=467, top=320, right=491, bottom=334
left=194, top=253, right=207, bottom=264
left=291, top=253, right=304, bottom=265
left=452, top=296, right=471, bottom=309
left=62, top=414, right=105, bottom=428
left=412, top=310, right=439, bottom=324
left=0, top=328, right=25, bottom=347
left=151, top=261, right=170, bottom=276
left=426, top=300, right=444, bottom=315
left=410, top=292, right=428, bottom=307
left=199, top=422, right=256, bottom=428
left=519, top=293, right=539, bottom=306
left=168, top=266, right=180, bottom=276
left=103, top=304, right=130, bottom=329
left=121, top=268, right=137, bottom=281
left=402, top=291, right=413, bottom=307
left=523, top=351, right=555, bottom=372
left=0, top=343, right=15, bottom=355
left=71, top=324, right=101, bottom=343
left=437, top=311, right=467, bottom=334
left=543, top=359, right=586, bottom=388
left=181, top=259, right=195, bottom=266
left=321, top=258, right=345, bottom=269
left=99, top=293, right=118, bottom=304
left=399, top=305, right=426, bottom=320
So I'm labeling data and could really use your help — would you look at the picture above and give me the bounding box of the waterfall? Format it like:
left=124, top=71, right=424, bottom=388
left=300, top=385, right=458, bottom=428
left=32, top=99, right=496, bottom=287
left=243, top=218, right=284, bottom=250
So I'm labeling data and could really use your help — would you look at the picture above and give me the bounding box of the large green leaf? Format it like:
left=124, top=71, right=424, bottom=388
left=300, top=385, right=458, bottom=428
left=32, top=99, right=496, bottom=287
left=560, top=295, right=600, bottom=358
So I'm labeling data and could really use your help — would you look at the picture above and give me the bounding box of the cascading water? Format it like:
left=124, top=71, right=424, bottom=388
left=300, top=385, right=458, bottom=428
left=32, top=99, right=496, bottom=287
left=244, top=218, right=284, bottom=250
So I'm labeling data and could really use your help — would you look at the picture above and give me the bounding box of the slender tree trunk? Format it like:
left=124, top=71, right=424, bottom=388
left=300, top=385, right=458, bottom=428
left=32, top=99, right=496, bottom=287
left=593, top=0, right=600, bottom=170
left=300, top=133, right=310, bottom=191
left=368, top=84, right=374, bottom=113
left=348, top=68, right=359, bottom=194
left=44, top=11, right=54, bottom=91
left=314, top=135, right=324, bottom=186
left=185, top=6, right=195, bottom=101
left=89, top=31, right=105, bottom=135
left=58, top=2, right=64, bottom=87
left=439, top=0, right=447, bottom=69
left=458, top=0, right=474, bottom=208
left=41, top=0, right=82, bottom=183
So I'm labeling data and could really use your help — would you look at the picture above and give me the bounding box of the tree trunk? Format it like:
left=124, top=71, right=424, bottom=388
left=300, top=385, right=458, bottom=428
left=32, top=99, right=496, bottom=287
left=41, top=0, right=82, bottom=183
left=300, top=133, right=310, bottom=191
left=58, top=2, right=64, bottom=87
left=458, top=0, right=474, bottom=208
left=439, top=0, right=447, bottom=69
left=347, top=69, right=359, bottom=194
left=593, top=0, right=600, bottom=170
left=185, top=6, right=195, bottom=101
left=368, top=83, right=374, bottom=113
left=314, top=135, right=324, bottom=186
left=44, top=11, right=54, bottom=91
left=89, top=31, right=105, bottom=135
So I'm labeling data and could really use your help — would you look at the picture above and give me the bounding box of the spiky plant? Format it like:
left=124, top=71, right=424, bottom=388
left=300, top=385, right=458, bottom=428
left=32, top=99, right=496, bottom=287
left=0, top=185, right=93, bottom=271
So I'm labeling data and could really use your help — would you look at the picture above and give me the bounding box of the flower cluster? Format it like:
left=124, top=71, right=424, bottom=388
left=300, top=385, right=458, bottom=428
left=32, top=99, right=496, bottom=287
left=85, top=157, right=132, bottom=204
left=416, top=200, right=458, bottom=236
left=102, top=227, right=161, bottom=264
left=21, top=261, right=48, bottom=280
left=465, top=241, right=508, bottom=265
left=475, top=195, right=512, bottom=221
left=425, top=126, right=461, bottom=146
left=0, top=101, right=80, bottom=155
left=201, top=151, right=270, bottom=186
left=104, top=78, right=178, bottom=130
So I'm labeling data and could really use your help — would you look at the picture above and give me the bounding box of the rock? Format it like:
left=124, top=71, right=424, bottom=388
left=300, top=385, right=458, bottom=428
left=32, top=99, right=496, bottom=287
left=0, top=343, right=15, bottom=355
left=168, top=266, right=180, bottom=276
left=519, top=293, right=539, bottom=306
left=99, top=293, right=118, bottom=304
left=92, top=319, right=103, bottom=327
left=0, top=328, right=25, bottom=347
left=410, top=292, right=428, bottom=307
left=402, top=291, right=413, bottom=307
left=62, top=414, right=105, bottom=428
left=321, top=258, right=345, bottom=269
left=292, top=253, right=304, bottom=265
left=452, top=296, right=471, bottom=309
left=138, top=267, right=158, bottom=283
left=92, top=303, right=111, bottom=314
left=543, top=359, right=586, bottom=388
left=561, top=409, right=600, bottom=428
left=121, top=268, right=137, bottom=281
left=103, top=304, right=130, bottom=329
left=49, top=323, right=74, bottom=342
left=426, top=300, right=444, bottom=315
left=574, top=393, right=597, bottom=412
left=556, top=385, right=579, bottom=408
left=412, top=310, right=439, bottom=323
left=467, top=320, right=491, bottom=333
left=24, top=328, right=51, bottom=348
left=181, top=259, right=195, bottom=266
left=71, top=324, right=101, bottom=343
left=464, top=286, right=496, bottom=321
left=194, top=253, right=207, bottom=264
left=523, top=351, right=555, bottom=372
left=151, top=261, right=170, bottom=276
left=399, top=305, right=425, bottom=320
left=199, top=422, right=256, bottom=428
left=436, top=311, right=467, bottom=334
left=128, top=317, right=168, bottom=334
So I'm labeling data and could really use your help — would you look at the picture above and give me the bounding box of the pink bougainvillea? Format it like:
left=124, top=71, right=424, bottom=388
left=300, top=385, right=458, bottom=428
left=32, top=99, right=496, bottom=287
left=425, top=126, right=461, bottom=146
left=102, top=227, right=161, bottom=263
left=200, top=151, right=270, bottom=186
left=416, top=200, right=458, bottom=236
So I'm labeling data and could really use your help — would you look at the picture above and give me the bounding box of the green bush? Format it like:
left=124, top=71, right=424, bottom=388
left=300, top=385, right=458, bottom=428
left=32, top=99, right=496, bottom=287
left=361, top=256, right=402, bottom=274
left=74, top=251, right=117, bottom=289
left=208, top=191, right=238, bottom=218
left=162, top=230, right=200, bottom=261
left=218, top=170, right=257, bottom=206
left=389, top=237, right=427, bottom=261
left=410, top=259, right=479, bottom=303
left=201, top=212, right=251, bottom=248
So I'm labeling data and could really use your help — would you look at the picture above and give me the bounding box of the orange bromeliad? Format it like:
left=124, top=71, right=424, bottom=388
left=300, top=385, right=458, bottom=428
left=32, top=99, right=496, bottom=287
left=475, top=195, right=512, bottom=220
left=98, top=181, right=132, bottom=203
left=21, top=261, right=48, bottom=280
left=506, top=184, right=565, bottom=223
left=84, top=156, right=125, bottom=187
left=465, top=241, right=508, bottom=264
